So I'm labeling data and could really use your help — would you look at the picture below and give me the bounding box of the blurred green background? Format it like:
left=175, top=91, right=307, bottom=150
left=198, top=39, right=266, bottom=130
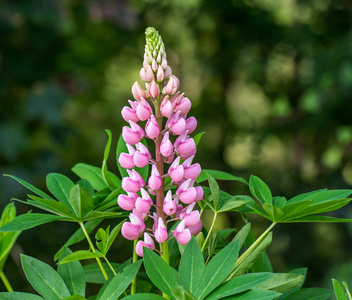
left=1, top=0, right=352, bottom=295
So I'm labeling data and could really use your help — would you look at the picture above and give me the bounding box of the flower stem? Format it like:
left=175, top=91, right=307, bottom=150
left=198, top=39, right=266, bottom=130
left=201, top=212, right=218, bottom=253
left=79, top=222, right=109, bottom=281
left=0, top=272, right=13, bottom=292
left=131, top=239, right=138, bottom=295
left=103, top=256, right=116, bottom=276
left=227, top=221, right=277, bottom=281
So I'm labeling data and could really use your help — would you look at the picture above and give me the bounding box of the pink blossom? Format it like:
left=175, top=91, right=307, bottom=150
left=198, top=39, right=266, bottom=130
left=145, top=65, right=155, bottom=82
left=182, top=156, right=201, bottom=180
left=145, top=115, right=160, bottom=139
left=148, top=165, right=162, bottom=191
left=136, top=98, right=152, bottom=121
left=122, top=121, right=144, bottom=145
left=168, top=156, right=184, bottom=183
left=180, top=203, right=200, bottom=227
left=163, top=75, right=179, bottom=95
left=132, top=81, right=147, bottom=101
left=121, top=169, right=145, bottom=193
left=174, top=97, right=191, bottom=115
left=175, top=131, right=196, bottom=159
left=156, top=65, right=164, bottom=82
left=133, top=142, right=151, bottom=168
left=121, top=213, right=146, bottom=240
left=163, top=190, right=177, bottom=215
left=148, top=80, right=160, bottom=98
left=185, top=116, right=197, bottom=134
left=160, top=96, right=173, bottom=118
left=135, top=189, right=153, bottom=214
left=135, top=233, right=155, bottom=257
left=174, top=220, right=191, bottom=245
left=195, top=186, right=204, bottom=202
left=188, top=220, right=203, bottom=236
left=176, top=179, right=197, bottom=204
left=160, top=132, right=174, bottom=157
left=155, top=217, right=168, bottom=243
left=117, top=192, right=138, bottom=211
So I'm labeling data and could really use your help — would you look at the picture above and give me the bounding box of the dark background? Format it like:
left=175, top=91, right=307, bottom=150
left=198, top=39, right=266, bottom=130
left=1, top=0, right=352, bottom=295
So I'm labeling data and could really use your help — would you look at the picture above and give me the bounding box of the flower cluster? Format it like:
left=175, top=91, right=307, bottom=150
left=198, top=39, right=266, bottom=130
left=118, top=27, right=203, bottom=257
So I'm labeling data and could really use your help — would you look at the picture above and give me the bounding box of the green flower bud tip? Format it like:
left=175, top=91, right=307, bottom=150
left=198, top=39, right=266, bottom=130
left=145, top=27, right=165, bottom=59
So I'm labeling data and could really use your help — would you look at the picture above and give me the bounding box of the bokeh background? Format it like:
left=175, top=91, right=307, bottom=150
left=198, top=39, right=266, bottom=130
left=1, top=0, right=352, bottom=295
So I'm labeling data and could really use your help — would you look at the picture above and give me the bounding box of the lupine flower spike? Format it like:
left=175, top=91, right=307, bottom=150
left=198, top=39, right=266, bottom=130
left=118, top=27, right=203, bottom=257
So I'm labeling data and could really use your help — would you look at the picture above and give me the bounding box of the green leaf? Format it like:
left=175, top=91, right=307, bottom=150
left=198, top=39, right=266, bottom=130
left=0, top=203, right=16, bottom=227
left=222, top=289, right=281, bottom=300
left=172, top=286, right=198, bottom=300
left=179, top=237, right=205, bottom=294
left=59, top=250, right=104, bottom=264
left=96, top=260, right=142, bottom=300
left=254, top=273, right=304, bottom=294
left=95, top=228, right=107, bottom=254
left=102, top=129, right=119, bottom=191
left=0, top=292, right=45, bottom=299
left=287, top=189, right=327, bottom=204
left=21, top=254, right=70, bottom=300
left=262, top=204, right=285, bottom=221
left=69, top=185, right=94, bottom=219
left=194, top=132, right=205, bottom=146
left=143, top=247, right=179, bottom=299
left=122, top=294, right=165, bottom=300
left=197, top=170, right=248, bottom=185
left=239, top=196, right=268, bottom=218
left=64, top=296, right=87, bottom=300
left=333, top=279, right=348, bottom=300
left=54, top=219, right=102, bottom=261
left=46, top=173, right=75, bottom=211
left=293, top=190, right=352, bottom=204
left=230, top=232, right=273, bottom=277
left=0, top=213, right=66, bottom=232
left=81, top=211, right=125, bottom=222
left=207, top=173, right=221, bottom=212
left=280, top=200, right=313, bottom=219
left=195, top=240, right=240, bottom=300
left=218, top=197, right=246, bottom=213
left=249, top=175, right=272, bottom=204
left=77, top=179, right=95, bottom=195
left=58, top=247, right=86, bottom=297
left=231, top=222, right=251, bottom=249
left=105, top=220, right=125, bottom=254
left=27, top=195, right=75, bottom=218
left=206, top=272, right=273, bottom=300
left=282, top=288, right=332, bottom=300
left=72, top=163, right=108, bottom=191
left=4, top=175, right=54, bottom=200
left=273, top=196, right=287, bottom=209
left=283, top=215, right=352, bottom=223
left=343, top=282, right=352, bottom=300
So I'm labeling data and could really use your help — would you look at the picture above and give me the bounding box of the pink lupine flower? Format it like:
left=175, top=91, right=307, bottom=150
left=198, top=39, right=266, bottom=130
left=132, top=81, right=147, bottom=101
left=195, top=186, right=204, bottom=202
left=121, top=213, right=146, bottom=240
left=122, top=121, right=144, bottom=145
left=163, top=75, right=179, bottom=95
left=152, top=58, right=158, bottom=71
left=180, top=203, right=200, bottom=227
left=183, top=156, right=201, bottom=180
left=145, top=115, right=159, bottom=139
left=135, top=188, right=153, bottom=214
left=160, top=132, right=174, bottom=157
left=176, top=179, right=197, bottom=204
left=121, top=169, right=145, bottom=193
left=145, top=65, right=155, bottom=82
left=164, top=66, right=172, bottom=79
left=167, top=112, right=186, bottom=135
left=168, top=156, right=184, bottom=183
left=148, top=80, right=160, bottom=99
left=164, top=154, right=175, bottom=164
left=117, top=192, right=138, bottom=211
left=136, top=98, right=152, bottom=121
left=174, top=97, right=192, bottom=115
left=160, top=96, right=173, bottom=118
left=163, top=190, right=177, bottom=215
left=154, top=217, right=168, bottom=243
left=175, top=131, right=196, bottom=159
left=188, top=220, right=203, bottom=236
left=121, top=105, right=139, bottom=123
left=135, top=233, right=155, bottom=257
left=185, top=116, right=197, bottom=134
left=133, top=142, right=151, bottom=168
left=148, top=165, right=161, bottom=191
left=156, top=65, right=164, bottom=82
left=139, top=67, right=147, bottom=82
left=174, top=220, right=191, bottom=245
left=118, top=144, right=136, bottom=169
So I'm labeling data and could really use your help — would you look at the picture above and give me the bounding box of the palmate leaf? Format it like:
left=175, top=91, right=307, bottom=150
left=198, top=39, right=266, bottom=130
left=207, top=173, right=221, bottom=212
left=197, top=170, right=248, bottom=185
left=281, top=288, right=332, bottom=300
left=72, top=163, right=109, bottom=191
left=69, top=185, right=94, bottom=219
left=102, top=129, right=119, bottom=191
left=253, top=273, right=305, bottom=294
left=26, top=195, right=75, bottom=218
left=172, top=286, right=198, bottom=300
left=59, top=250, right=104, bottom=265
left=249, top=176, right=272, bottom=205
left=0, top=292, right=45, bottom=299
left=46, top=173, right=75, bottom=212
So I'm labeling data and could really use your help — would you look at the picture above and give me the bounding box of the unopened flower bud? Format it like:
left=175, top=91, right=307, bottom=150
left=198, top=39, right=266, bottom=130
left=132, top=81, right=147, bottom=101
left=161, top=96, right=173, bottom=118
left=155, top=217, right=168, bottom=243
left=160, top=132, right=174, bottom=157
left=145, top=115, right=160, bottom=139
left=117, top=192, right=138, bottom=211
left=122, top=121, right=144, bottom=145
left=174, top=97, right=192, bottom=115
left=163, top=75, right=179, bottom=95
left=168, top=156, right=184, bottom=183
left=148, top=80, right=160, bottom=98
left=174, top=220, right=191, bottom=245
left=163, top=190, right=177, bottom=215
left=121, top=213, right=146, bottom=240
left=185, top=116, right=197, bottom=133
left=156, top=65, right=164, bottom=82
left=148, top=165, right=161, bottom=191
left=146, top=65, right=155, bottom=81
left=135, top=232, right=155, bottom=257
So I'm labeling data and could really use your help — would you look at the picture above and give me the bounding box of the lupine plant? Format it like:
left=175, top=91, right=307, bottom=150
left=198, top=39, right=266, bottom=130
left=0, top=27, right=351, bottom=300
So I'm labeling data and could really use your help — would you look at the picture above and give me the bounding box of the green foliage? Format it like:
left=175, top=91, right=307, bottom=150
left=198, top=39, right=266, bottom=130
left=332, top=279, right=352, bottom=300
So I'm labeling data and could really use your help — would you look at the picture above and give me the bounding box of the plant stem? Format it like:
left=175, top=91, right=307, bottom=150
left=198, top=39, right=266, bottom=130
left=131, top=239, right=138, bottom=295
left=0, top=272, right=13, bottom=292
left=104, top=257, right=116, bottom=276
left=201, top=212, right=218, bottom=253
left=79, top=222, right=109, bottom=281
left=227, top=221, right=277, bottom=281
